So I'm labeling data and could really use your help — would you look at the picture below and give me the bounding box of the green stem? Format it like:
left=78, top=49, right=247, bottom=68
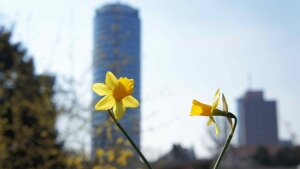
left=107, top=109, right=153, bottom=169
left=213, top=112, right=237, bottom=169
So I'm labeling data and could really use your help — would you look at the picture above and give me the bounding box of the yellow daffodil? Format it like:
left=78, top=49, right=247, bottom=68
left=190, top=89, right=221, bottom=135
left=92, top=71, right=139, bottom=120
left=190, top=89, right=237, bottom=169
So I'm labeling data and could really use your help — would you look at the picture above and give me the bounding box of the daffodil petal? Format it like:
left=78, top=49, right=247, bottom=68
left=212, top=89, right=220, bottom=110
left=214, top=88, right=220, bottom=100
left=122, top=95, right=139, bottom=108
left=95, top=95, right=115, bottom=110
left=207, top=119, right=213, bottom=126
left=222, top=93, right=233, bottom=128
left=222, top=93, right=228, bottom=113
left=105, top=71, right=118, bottom=89
left=207, top=116, right=219, bottom=135
left=113, top=101, right=126, bottom=120
left=93, top=83, right=112, bottom=96
left=207, top=116, right=215, bottom=126
left=215, top=123, right=220, bottom=135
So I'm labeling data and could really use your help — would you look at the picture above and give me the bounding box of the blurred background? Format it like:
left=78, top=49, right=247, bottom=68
left=0, top=0, right=300, bottom=168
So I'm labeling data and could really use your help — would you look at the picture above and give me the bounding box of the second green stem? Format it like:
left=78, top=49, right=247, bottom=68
left=107, top=109, right=153, bottom=169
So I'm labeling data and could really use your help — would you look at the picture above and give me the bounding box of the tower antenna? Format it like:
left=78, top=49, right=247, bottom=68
left=247, top=71, right=252, bottom=90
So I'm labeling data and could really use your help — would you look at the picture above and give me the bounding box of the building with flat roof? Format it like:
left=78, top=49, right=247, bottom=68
left=237, top=90, right=279, bottom=146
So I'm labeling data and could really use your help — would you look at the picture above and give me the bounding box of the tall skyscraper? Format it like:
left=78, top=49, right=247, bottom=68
left=92, top=3, right=141, bottom=158
left=237, top=90, right=279, bottom=146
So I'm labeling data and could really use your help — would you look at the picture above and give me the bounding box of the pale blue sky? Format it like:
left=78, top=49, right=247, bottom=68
left=0, top=0, right=299, bottom=159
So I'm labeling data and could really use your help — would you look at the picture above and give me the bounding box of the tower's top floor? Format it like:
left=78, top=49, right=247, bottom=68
left=243, top=91, right=264, bottom=101
left=96, top=3, right=139, bottom=16
left=239, top=90, right=276, bottom=103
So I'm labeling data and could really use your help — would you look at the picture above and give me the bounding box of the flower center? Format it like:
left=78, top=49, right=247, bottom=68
left=113, top=77, right=134, bottom=101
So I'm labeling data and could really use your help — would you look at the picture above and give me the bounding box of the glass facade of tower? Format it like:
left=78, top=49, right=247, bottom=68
left=92, top=3, right=140, bottom=158
left=237, top=91, right=279, bottom=146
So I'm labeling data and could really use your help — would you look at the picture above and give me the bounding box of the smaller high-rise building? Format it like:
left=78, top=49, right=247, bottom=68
left=238, top=90, right=279, bottom=146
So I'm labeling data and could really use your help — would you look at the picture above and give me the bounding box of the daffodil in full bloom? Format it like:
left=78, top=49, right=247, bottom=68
left=190, top=89, right=232, bottom=135
left=92, top=71, right=139, bottom=120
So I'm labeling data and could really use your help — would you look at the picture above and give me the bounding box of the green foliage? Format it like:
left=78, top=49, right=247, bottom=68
left=0, top=28, right=67, bottom=168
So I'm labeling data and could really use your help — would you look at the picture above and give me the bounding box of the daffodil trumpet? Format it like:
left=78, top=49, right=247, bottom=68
left=190, top=89, right=238, bottom=169
left=93, top=71, right=152, bottom=169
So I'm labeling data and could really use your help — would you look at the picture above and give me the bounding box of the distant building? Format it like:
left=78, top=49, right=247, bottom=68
left=237, top=90, right=279, bottom=146
left=153, top=144, right=212, bottom=169
left=92, top=3, right=141, bottom=159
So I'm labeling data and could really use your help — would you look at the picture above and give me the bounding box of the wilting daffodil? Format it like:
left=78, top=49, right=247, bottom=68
left=189, top=89, right=237, bottom=169
left=190, top=89, right=233, bottom=135
left=92, top=71, right=139, bottom=120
